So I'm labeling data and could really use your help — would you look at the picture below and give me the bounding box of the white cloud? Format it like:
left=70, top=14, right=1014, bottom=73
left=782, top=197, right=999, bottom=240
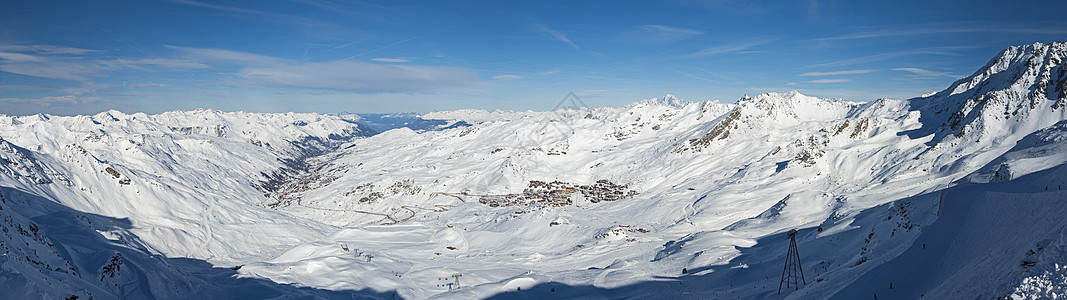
left=799, top=69, right=874, bottom=76
left=532, top=23, right=580, bottom=50
left=893, top=67, right=957, bottom=78
left=237, top=60, right=477, bottom=93
left=492, top=74, right=521, bottom=80
left=809, top=79, right=850, bottom=83
left=371, top=58, right=410, bottom=63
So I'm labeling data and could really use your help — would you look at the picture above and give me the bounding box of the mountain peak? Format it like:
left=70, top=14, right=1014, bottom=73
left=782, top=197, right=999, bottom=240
left=738, top=91, right=854, bottom=122
left=940, top=41, right=1067, bottom=101
left=635, top=93, right=687, bottom=107
left=910, top=41, right=1067, bottom=146
left=675, top=91, right=857, bottom=152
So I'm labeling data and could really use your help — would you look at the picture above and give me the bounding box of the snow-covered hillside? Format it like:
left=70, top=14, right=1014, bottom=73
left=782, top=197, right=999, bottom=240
left=2, top=42, right=1066, bottom=299
left=0, top=110, right=382, bottom=298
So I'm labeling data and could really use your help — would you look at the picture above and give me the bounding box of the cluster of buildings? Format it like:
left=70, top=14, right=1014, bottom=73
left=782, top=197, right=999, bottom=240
left=578, top=180, right=640, bottom=203
left=267, top=174, right=340, bottom=208
left=478, top=179, right=638, bottom=208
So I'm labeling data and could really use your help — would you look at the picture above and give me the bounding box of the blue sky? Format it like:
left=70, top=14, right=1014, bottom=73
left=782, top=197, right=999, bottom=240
left=2, top=0, right=1066, bottom=115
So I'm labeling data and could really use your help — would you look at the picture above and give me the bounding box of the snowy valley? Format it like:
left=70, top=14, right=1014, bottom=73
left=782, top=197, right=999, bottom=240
left=2, top=42, right=1067, bottom=299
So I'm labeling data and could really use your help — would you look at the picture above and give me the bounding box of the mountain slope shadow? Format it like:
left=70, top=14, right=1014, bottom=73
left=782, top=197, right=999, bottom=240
left=484, top=190, right=948, bottom=299
left=486, top=162, right=1067, bottom=300
left=1, top=186, right=400, bottom=300
left=829, top=156, right=1067, bottom=299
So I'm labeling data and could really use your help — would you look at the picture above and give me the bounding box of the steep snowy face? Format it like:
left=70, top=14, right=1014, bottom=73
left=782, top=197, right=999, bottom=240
left=914, top=42, right=1067, bottom=147
left=947, top=42, right=1067, bottom=103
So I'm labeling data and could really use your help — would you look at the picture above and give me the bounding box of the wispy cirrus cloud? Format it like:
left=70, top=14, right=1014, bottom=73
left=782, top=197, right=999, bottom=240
left=671, top=0, right=768, bottom=15
left=170, top=0, right=331, bottom=28
left=893, top=67, right=958, bottom=78
left=0, top=44, right=479, bottom=94
left=492, top=74, right=522, bottom=80
left=799, top=69, right=874, bottom=76
left=289, top=0, right=401, bottom=25
left=237, top=60, right=477, bottom=93
left=0, top=95, right=80, bottom=106
left=0, top=51, right=104, bottom=81
left=167, top=46, right=479, bottom=92
left=808, top=78, right=849, bottom=83
left=616, top=25, right=703, bottom=44
left=165, top=45, right=282, bottom=66
left=531, top=23, right=580, bottom=50
left=786, top=78, right=851, bottom=86
left=0, top=52, right=48, bottom=63
left=171, top=0, right=367, bottom=42
left=102, top=58, right=209, bottom=70
left=370, top=58, right=410, bottom=63
left=811, top=22, right=1067, bottom=41
left=0, top=45, right=101, bottom=55
left=684, top=38, right=776, bottom=57
left=0, top=48, right=211, bottom=81
left=804, top=46, right=976, bottom=68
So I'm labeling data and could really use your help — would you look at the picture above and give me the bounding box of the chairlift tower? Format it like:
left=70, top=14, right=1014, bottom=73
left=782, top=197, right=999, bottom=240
left=779, top=229, right=806, bottom=294
left=452, top=273, right=462, bottom=290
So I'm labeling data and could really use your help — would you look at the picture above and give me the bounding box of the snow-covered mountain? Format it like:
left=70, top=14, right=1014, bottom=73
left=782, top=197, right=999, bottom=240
left=2, top=42, right=1067, bottom=299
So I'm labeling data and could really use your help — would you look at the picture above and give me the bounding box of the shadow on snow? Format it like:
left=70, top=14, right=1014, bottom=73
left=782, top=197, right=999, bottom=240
left=1, top=186, right=400, bottom=300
